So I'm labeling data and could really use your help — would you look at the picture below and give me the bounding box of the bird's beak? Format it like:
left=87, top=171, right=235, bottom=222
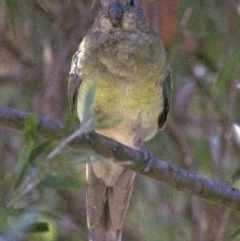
left=109, top=1, right=123, bottom=27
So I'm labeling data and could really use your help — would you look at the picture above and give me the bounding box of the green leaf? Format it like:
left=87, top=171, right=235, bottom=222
left=14, top=141, right=35, bottom=188
left=24, top=115, right=39, bottom=143
left=27, top=222, right=49, bottom=233
left=232, top=169, right=240, bottom=184
left=95, top=116, right=122, bottom=130
left=31, top=138, right=55, bottom=160
left=217, top=45, right=240, bottom=93
left=5, top=0, right=17, bottom=36
left=62, top=113, right=79, bottom=135
left=39, top=175, right=80, bottom=189
left=82, top=87, right=95, bottom=123
left=62, top=149, right=94, bottom=160
left=13, top=138, right=55, bottom=188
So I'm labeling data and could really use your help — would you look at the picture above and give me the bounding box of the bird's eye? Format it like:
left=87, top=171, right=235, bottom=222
left=129, top=0, right=134, bottom=7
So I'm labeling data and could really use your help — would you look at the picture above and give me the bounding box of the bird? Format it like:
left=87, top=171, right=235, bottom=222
left=68, top=0, right=172, bottom=240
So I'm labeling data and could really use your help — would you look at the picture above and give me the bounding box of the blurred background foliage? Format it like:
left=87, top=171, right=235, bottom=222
left=1, top=0, right=240, bottom=240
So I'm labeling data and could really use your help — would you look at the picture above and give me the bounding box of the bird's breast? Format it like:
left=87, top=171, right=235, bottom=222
left=77, top=33, right=168, bottom=147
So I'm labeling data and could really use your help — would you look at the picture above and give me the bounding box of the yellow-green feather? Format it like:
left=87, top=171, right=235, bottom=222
left=75, top=31, right=169, bottom=147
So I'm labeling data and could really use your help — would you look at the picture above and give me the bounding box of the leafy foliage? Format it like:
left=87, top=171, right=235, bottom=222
left=0, top=111, right=89, bottom=240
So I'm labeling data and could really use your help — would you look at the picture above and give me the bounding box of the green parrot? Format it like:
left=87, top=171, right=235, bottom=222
left=68, top=0, right=172, bottom=240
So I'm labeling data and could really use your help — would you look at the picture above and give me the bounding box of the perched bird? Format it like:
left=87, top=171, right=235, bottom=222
left=68, top=0, right=172, bottom=240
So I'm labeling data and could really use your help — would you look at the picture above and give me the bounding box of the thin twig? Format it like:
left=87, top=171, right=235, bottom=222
left=1, top=106, right=240, bottom=211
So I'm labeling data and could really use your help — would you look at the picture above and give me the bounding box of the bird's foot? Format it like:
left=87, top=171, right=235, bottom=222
left=137, top=144, right=154, bottom=173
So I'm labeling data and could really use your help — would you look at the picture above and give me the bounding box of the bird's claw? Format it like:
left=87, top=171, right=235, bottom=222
left=138, top=145, right=154, bottom=173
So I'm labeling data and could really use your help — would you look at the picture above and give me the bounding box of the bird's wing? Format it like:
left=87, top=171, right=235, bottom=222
left=158, top=71, right=172, bottom=129
left=68, top=50, right=82, bottom=114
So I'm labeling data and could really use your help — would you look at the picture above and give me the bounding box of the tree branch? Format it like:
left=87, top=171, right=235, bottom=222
left=1, top=106, right=240, bottom=211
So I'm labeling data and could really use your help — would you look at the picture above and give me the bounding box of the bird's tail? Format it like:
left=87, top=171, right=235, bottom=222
left=86, top=163, right=136, bottom=241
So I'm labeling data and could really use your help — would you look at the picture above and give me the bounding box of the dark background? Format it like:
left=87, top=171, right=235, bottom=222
left=1, top=0, right=240, bottom=240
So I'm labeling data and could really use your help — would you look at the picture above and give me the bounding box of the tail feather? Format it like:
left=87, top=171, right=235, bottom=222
left=87, top=163, right=136, bottom=241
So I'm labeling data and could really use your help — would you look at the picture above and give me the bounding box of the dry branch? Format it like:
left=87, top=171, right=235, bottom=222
left=0, top=106, right=240, bottom=211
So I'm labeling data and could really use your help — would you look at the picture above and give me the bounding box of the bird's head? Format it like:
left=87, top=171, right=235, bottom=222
left=93, top=0, right=150, bottom=33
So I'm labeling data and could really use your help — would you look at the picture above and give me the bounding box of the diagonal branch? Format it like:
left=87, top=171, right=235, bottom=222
left=0, top=105, right=240, bottom=211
